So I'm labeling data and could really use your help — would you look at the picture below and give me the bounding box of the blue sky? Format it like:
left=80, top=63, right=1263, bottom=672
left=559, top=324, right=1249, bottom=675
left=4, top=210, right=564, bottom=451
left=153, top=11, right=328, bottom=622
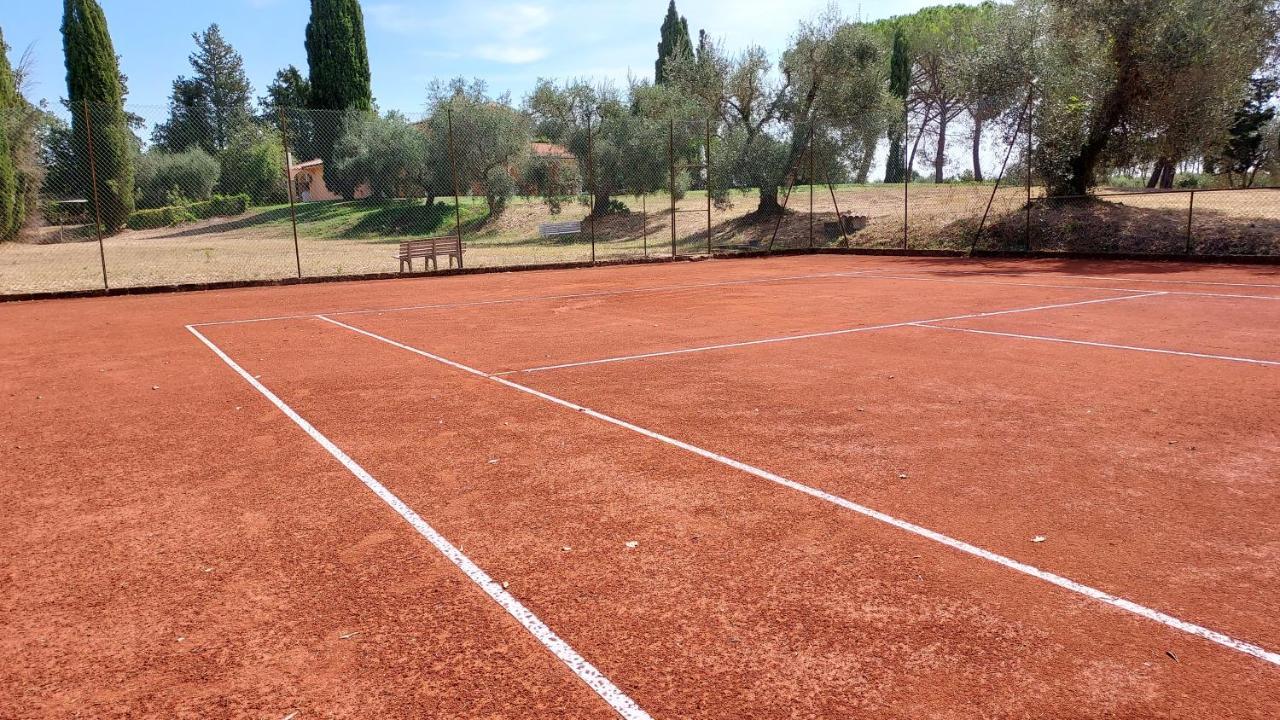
left=5, top=0, right=956, bottom=119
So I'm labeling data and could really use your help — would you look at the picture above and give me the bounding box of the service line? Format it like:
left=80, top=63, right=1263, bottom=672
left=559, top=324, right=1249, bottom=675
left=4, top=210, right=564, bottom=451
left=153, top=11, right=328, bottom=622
left=912, top=323, right=1280, bottom=367
left=499, top=292, right=1166, bottom=375
left=857, top=272, right=1280, bottom=301
left=187, top=325, right=651, bottom=720
left=316, top=314, right=1280, bottom=669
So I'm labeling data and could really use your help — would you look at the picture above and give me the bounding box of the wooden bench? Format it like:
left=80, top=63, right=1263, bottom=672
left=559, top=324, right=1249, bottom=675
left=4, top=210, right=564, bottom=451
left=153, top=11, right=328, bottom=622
left=538, top=221, right=582, bottom=238
left=396, top=235, right=462, bottom=272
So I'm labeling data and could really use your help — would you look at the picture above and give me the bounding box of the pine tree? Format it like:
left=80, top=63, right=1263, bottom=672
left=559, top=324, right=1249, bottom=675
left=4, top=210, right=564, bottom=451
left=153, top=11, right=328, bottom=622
left=883, top=27, right=910, bottom=183
left=259, top=66, right=315, bottom=162
left=188, top=24, right=254, bottom=152
left=0, top=29, right=18, bottom=239
left=152, top=77, right=215, bottom=152
left=62, top=0, right=134, bottom=232
left=305, top=0, right=373, bottom=199
left=655, top=1, right=694, bottom=85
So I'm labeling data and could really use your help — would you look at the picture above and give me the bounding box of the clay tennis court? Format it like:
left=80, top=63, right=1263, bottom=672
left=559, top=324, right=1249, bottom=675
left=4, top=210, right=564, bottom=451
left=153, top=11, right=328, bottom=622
left=3, top=254, right=1279, bottom=718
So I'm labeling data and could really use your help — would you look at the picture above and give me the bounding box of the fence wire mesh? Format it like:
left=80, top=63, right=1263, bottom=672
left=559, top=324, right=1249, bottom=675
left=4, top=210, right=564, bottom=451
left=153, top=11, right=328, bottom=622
left=2, top=101, right=1278, bottom=298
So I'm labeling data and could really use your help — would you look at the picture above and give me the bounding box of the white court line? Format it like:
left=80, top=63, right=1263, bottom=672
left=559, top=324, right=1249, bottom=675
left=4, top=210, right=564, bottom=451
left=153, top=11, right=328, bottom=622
left=994, top=270, right=1280, bottom=290
left=499, top=292, right=1166, bottom=375
left=912, top=323, right=1280, bottom=367
left=315, top=314, right=1280, bottom=669
left=186, top=325, right=650, bottom=720
left=189, top=270, right=876, bottom=327
left=858, top=272, right=1280, bottom=301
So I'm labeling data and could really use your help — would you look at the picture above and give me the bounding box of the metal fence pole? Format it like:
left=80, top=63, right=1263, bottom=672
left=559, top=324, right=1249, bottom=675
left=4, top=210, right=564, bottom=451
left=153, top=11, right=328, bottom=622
left=1025, top=86, right=1033, bottom=251
left=706, top=118, right=712, bottom=255
left=277, top=108, right=302, bottom=278
left=446, top=105, right=464, bottom=268
left=81, top=99, right=109, bottom=290
left=808, top=127, right=815, bottom=249
left=971, top=87, right=1034, bottom=255
left=587, top=113, right=596, bottom=263
left=1186, top=190, right=1195, bottom=255
left=902, top=99, right=909, bottom=250
left=669, top=118, right=677, bottom=256
left=642, top=193, right=648, bottom=257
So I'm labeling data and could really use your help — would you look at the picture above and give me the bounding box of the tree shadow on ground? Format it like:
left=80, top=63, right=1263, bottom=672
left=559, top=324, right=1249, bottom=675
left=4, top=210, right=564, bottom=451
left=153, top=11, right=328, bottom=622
left=150, top=199, right=474, bottom=243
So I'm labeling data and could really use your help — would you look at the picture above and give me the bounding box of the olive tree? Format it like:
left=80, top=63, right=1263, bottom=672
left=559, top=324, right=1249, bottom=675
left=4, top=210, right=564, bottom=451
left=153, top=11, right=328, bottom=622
left=331, top=110, right=432, bottom=199
left=1034, top=0, right=1277, bottom=195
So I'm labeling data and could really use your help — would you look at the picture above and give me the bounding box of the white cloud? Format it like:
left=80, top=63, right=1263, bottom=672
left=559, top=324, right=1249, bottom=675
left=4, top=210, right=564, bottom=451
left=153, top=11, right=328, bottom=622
left=366, top=3, right=441, bottom=34
left=475, top=45, right=548, bottom=64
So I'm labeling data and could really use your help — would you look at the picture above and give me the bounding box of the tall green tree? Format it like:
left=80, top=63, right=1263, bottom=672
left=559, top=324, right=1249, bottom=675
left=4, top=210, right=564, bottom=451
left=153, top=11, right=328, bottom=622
left=188, top=24, right=254, bottom=152
left=0, top=28, right=19, bottom=239
left=884, top=26, right=910, bottom=183
left=62, top=0, right=134, bottom=232
left=152, top=77, right=213, bottom=152
left=305, top=0, right=373, bottom=199
left=154, top=26, right=253, bottom=154
left=655, top=1, right=694, bottom=85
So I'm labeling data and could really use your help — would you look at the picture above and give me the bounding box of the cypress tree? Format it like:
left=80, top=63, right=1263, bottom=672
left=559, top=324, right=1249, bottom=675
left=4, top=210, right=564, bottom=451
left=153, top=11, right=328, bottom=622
left=0, top=29, right=18, bottom=239
left=655, top=1, right=693, bottom=85
left=884, top=27, right=910, bottom=184
left=62, top=0, right=134, bottom=232
left=305, top=0, right=373, bottom=199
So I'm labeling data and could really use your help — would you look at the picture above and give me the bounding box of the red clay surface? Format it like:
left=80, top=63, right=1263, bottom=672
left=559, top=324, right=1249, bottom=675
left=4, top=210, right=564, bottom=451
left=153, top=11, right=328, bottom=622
left=3, top=254, right=1278, bottom=718
left=937, top=292, right=1280, bottom=362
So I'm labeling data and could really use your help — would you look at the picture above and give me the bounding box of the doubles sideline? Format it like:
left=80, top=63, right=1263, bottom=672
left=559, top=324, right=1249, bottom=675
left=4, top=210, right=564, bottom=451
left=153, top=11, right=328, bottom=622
left=314, top=313, right=1280, bottom=669
left=186, top=325, right=651, bottom=720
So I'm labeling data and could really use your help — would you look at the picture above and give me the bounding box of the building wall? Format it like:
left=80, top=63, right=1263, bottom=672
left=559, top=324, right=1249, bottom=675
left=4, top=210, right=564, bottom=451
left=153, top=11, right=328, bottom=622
left=292, top=165, right=372, bottom=202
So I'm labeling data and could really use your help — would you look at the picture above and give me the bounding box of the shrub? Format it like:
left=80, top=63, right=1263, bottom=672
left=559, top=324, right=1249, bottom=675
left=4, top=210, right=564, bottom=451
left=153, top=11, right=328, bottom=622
left=125, top=193, right=249, bottom=230
left=126, top=205, right=197, bottom=230
left=191, top=193, right=249, bottom=218
left=135, top=148, right=220, bottom=209
left=218, top=127, right=287, bottom=204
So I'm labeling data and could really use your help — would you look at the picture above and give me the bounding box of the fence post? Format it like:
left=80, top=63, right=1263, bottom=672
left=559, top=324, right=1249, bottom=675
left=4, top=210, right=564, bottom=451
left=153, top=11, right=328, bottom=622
left=706, top=118, right=712, bottom=255
left=446, top=105, right=464, bottom=268
left=669, top=118, right=677, bottom=256
left=1186, top=190, right=1195, bottom=255
left=902, top=99, right=909, bottom=250
left=1025, top=85, right=1033, bottom=251
left=642, top=193, right=648, bottom=257
left=277, top=108, right=302, bottom=278
left=81, top=100, right=109, bottom=290
left=587, top=112, right=596, bottom=263
left=808, top=127, right=815, bottom=249
left=970, top=86, right=1034, bottom=255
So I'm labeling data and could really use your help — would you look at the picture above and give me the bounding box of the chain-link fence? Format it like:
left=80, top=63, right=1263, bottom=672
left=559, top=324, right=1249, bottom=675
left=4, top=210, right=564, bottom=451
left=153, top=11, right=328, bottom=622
left=3, top=101, right=1278, bottom=298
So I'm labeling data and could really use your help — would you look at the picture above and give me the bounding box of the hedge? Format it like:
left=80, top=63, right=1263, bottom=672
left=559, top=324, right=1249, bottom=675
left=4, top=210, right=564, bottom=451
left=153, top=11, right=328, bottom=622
left=126, top=194, right=250, bottom=231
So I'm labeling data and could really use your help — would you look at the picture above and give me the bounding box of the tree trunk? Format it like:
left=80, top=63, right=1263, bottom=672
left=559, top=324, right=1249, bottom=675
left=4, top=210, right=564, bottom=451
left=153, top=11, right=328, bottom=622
left=1146, top=158, right=1175, bottom=189
left=934, top=114, right=948, bottom=183
left=1062, top=28, right=1138, bottom=196
left=755, top=185, right=782, bottom=215
left=589, top=188, right=611, bottom=218
left=855, top=143, right=874, bottom=184
left=971, top=117, right=984, bottom=182
left=885, top=127, right=904, bottom=183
